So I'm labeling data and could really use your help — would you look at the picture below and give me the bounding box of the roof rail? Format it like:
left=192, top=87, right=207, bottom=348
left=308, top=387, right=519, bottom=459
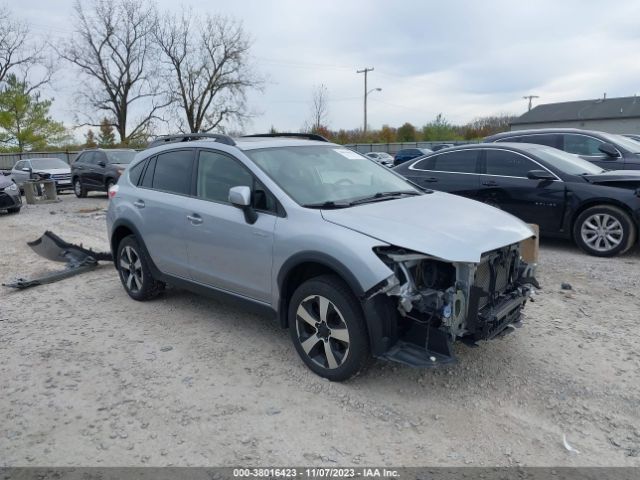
left=147, top=133, right=236, bottom=148
left=241, top=133, right=329, bottom=142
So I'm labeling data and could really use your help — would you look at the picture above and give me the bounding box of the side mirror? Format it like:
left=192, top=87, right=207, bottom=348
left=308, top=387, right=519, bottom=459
left=229, top=185, right=257, bottom=224
left=98, top=161, right=106, bottom=167
left=598, top=143, right=619, bottom=157
left=527, top=169, right=556, bottom=181
left=21, top=167, right=31, bottom=172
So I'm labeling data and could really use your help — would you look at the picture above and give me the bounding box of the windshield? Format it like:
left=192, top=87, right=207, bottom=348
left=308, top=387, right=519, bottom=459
left=601, top=133, right=640, bottom=153
left=30, top=158, right=69, bottom=170
left=246, top=146, right=418, bottom=206
left=530, top=146, right=605, bottom=175
left=106, top=150, right=136, bottom=164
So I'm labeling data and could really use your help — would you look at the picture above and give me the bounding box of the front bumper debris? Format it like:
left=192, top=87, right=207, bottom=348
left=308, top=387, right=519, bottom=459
left=3, top=231, right=112, bottom=289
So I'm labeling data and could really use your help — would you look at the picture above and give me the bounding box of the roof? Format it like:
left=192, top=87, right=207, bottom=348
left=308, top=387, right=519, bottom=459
left=512, top=95, right=640, bottom=125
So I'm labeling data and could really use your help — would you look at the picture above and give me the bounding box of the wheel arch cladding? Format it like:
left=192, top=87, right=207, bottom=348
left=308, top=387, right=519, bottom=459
left=277, top=252, right=396, bottom=357
left=277, top=252, right=366, bottom=330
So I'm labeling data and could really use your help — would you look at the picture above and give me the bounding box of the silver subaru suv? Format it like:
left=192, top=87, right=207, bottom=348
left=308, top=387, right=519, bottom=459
left=106, top=133, right=538, bottom=381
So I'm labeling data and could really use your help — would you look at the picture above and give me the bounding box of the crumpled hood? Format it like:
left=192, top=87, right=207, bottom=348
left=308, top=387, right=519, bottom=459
left=33, top=168, right=71, bottom=175
left=582, top=170, right=640, bottom=189
left=321, top=191, right=535, bottom=263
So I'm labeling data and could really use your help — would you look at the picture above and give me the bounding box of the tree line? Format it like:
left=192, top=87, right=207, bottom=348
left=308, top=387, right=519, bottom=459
left=1, top=1, right=517, bottom=153
left=0, top=0, right=262, bottom=152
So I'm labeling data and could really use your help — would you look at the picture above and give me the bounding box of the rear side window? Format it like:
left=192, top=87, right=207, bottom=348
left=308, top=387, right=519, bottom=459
left=428, top=150, right=478, bottom=173
left=128, top=161, right=145, bottom=185
left=151, top=150, right=194, bottom=195
left=485, top=150, right=538, bottom=177
left=562, top=134, right=605, bottom=155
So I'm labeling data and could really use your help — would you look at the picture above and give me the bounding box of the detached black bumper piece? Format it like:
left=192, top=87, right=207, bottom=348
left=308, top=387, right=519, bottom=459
left=3, top=231, right=112, bottom=289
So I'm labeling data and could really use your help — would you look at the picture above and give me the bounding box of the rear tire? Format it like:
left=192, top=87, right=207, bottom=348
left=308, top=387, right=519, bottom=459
left=116, top=235, right=165, bottom=301
left=573, top=205, right=636, bottom=257
left=7, top=206, right=20, bottom=214
left=73, top=178, right=87, bottom=198
left=288, top=275, right=370, bottom=381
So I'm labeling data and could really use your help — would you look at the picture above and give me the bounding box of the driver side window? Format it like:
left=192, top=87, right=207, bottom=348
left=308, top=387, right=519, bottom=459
left=197, top=150, right=277, bottom=213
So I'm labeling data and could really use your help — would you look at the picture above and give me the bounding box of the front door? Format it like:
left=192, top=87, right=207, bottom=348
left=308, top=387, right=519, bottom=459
left=184, top=149, right=276, bottom=303
left=477, top=148, right=567, bottom=233
left=561, top=133, right=622, bottom=170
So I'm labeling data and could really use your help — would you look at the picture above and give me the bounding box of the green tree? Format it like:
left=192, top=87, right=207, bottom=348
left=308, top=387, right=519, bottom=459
left=98, top=118, right=116, bottom=147
left=0, top=74, right=67, bottom=152
left=422, top=113, right=461, bottom=141
left=84, top=128, right=97, bottom=148
left=378, top=124, right=397, bottom=143
left=396, top=122, right=416, bottom=142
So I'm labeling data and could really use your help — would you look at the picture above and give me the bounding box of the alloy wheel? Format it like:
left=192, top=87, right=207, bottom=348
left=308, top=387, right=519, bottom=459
left=295, top=295, right=350, bottom=370
left=120, top=245, right=144, bottom=293
left=74, top=180, right=82, bottom=196
left=580, top=213, right=623, bottom=253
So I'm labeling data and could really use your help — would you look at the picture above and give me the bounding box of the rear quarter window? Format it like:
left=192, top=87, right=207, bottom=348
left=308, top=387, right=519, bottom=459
left=128, top=161, right=146, bottom=185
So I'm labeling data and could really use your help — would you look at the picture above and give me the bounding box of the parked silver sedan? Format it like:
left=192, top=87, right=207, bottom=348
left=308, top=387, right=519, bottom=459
left=11, top=157, right=73, bottom=192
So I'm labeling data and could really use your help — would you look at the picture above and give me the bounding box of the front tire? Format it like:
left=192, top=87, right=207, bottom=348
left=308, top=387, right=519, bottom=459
left=288, top=275, right=370, bottom=381
left=573, top=205, right=636, bottom=257
left=73, top=178, right=87, bottom=198
left=116, top=235, right=164, bottom=301
left=7, top=206, right=21, bottom=214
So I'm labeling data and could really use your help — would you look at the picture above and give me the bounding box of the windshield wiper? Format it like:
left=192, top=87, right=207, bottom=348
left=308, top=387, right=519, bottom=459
left=302, top=201, right=351, bottom=209
left=349, top=190, right=421, bottom=206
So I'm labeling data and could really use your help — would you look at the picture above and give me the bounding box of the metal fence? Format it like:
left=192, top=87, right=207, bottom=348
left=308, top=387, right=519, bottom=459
left=0, top=151, right=81, bottom=170
left=344, top=141, right=476, bottom=154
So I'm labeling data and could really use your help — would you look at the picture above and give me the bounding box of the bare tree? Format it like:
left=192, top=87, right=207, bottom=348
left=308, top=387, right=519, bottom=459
left=307, top=83, right=329, bottom=132
left=0, top=5, right=50, bottom=87
left=58, top=0, right=167, bottom=144
left=155, top=9, right=262, bottom=133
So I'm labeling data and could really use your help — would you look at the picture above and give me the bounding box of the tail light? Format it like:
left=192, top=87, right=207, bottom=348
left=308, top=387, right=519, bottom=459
left=108, top=184, right=119, bottom=199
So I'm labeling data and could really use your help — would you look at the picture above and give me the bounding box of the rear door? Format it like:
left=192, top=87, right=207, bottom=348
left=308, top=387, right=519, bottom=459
left=74, top=152, right=94, bottom=186
left=87, top=151, right=108, bottom=188
left=405, top=149, right=482, bottom=199
left=134, top=149, right=195, bottom=279
left=183, top=149, right=277, bottom=302
left=560, top=133, right=622, bottom=169
left=478, top=148, right=566, bottom=233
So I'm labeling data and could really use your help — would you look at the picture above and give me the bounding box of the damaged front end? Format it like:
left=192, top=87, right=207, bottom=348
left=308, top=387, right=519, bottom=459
left=368, top=244, right=539, bottom=367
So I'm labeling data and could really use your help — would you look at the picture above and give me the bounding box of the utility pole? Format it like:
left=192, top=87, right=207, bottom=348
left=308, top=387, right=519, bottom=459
left=523, top=95, right=539, bottom=111
left=357, top=67, right=374, bottom=135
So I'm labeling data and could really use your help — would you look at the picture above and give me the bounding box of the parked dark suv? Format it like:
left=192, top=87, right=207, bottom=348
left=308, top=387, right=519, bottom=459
left=485, top=128, right=640, bottom=170
left=71, top=148, right=136, bottom=197
left=393, top=148, right=433, bottom=166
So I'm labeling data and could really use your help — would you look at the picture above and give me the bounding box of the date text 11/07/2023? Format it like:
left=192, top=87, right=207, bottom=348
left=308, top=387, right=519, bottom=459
left=232, top=468, right=400, bottom=478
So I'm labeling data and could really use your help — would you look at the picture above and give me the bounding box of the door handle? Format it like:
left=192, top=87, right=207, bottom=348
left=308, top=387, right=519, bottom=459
left=482, top=180, right=499, bottom=186
left=187, top=214, right=203, bottom=225
left=133, top=200, right=145, bottom=208
left=422, top=177, right=439, bottom=183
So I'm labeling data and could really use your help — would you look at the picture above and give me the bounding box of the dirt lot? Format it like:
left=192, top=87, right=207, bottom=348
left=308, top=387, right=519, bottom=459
left=1, top=193, right=639, bottom=467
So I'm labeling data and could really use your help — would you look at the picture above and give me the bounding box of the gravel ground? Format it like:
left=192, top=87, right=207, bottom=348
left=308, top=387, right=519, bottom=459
left=1, top=193, right=639, bottom=467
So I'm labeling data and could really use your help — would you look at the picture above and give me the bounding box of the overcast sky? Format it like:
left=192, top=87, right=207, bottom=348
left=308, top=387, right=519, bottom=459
left=15, top=0, right=640, bottom=138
